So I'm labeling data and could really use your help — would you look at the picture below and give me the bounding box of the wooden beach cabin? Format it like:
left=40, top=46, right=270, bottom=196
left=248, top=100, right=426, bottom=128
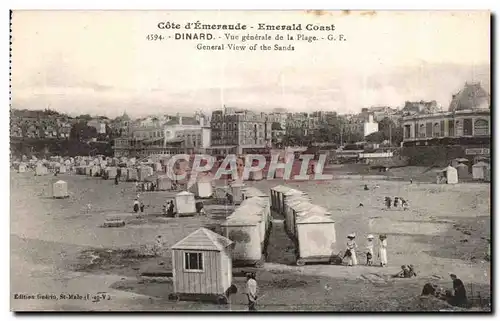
left=230, top=182, right=245, bottom=205
left=175, top=191, right=196, bottom=215
left=294, top=212, right=337, bottom=266
left=472, top=161, right=490, bottom=181
left=270, top=185, right=293, bottom=216
left=221, top=213, right=265, bottom=267
left=281, top=189, right=308, bottom=217
left=455, top=163, right=470, bottom=180
left=52, top=180, right=69, bottom=198
left=170, top=227, right=234, bottom=304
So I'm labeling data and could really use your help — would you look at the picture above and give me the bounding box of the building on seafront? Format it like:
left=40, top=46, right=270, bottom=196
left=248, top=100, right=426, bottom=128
left=209, top=107, right=271, bottom=156
left=113, top=114, right=211, bottom=158
left=402, top=82, right=490, bottom=163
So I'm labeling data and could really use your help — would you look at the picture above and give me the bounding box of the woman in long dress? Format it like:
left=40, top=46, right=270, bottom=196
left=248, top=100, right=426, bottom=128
left=378, top=234, right=388, bottom=267
left=346, top=233, right=358, bottom=266
left=366, top=234, right=374, bottom=265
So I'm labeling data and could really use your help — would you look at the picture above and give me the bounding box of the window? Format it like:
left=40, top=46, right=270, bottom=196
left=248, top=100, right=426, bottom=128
left=474, top=119, right=489, bottom=136
left=433, top=123, right=440, bottom=137
left=426, top=123, right=433, bottom=137
left=419, top=124, right=426, bottom=138
left=463, top=118, right=473, bottom=136
left=448, top=120, right=454, bottom=137
left=184, top=252, right=203, bottom=271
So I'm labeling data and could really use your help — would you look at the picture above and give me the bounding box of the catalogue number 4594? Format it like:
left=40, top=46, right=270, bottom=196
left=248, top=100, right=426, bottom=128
left=146, top=34, right=165, bottom=41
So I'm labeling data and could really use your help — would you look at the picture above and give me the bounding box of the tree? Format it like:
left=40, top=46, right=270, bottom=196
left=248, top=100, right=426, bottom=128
left=70, top=121, right=98, bottom=141
left=377, top=117, right=403, bottom=146
left=365, top=131, right=386, bottom=143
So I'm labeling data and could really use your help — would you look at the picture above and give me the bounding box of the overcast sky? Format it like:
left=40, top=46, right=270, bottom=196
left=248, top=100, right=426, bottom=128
left=11, top=10, right=490, bottom=118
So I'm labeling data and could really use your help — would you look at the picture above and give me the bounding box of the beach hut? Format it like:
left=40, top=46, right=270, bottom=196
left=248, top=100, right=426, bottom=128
left=270, top=185, right=293, bottom=215
left=281, top=189, right=307, bottom=217
left=175, top=191, right=196, bottom=215
left=18, top=163, right=26, bottom=173
left=104, top=167, right=117, bottom=179
left=91, top=165, right=101, bottom=177
left=35, top=164, right=48, bottom=176
left=243, top=196, right=272, bottom=231
left=157, top=175, right=171, bottom=191
left=484, top=166, right=491, bottom=182
left=230, top=182, right=245, bottom=205
left=285, top=197, right=313, bottom=236
left=436, top=166, right=458, bottom=184
left=127, top=168, right=138, bottom=181
left=137, top=166, right=152, bottom=181
left=194, top=180, right=213, bottom=199
left=472, top=161, right=490, bottom=180
left=57, top=164, right=67, bottom=174
left=221, top=214, right=264, bottom=267
left=455, top=163, right=469, bottom=180
left=294, top=212, right=337, bottom=266
left=169, top=228, right=234, bottom=304
left=52, top=180, right=69, bottom=198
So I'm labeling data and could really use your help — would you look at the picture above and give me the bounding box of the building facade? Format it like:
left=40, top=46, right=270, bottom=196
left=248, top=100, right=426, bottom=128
left=113, top=115, right=211, bottom=158
left=402, top=82, right=490, bottom=165
left=209, top=108, right=270, bottom=155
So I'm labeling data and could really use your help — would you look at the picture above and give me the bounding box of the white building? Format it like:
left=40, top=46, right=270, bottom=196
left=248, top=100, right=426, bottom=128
left=363, top=114, right=379, bottom=137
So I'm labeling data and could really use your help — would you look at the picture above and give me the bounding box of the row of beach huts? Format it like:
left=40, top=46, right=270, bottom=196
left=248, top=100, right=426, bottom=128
left=168, top=184, right=338, bottom=303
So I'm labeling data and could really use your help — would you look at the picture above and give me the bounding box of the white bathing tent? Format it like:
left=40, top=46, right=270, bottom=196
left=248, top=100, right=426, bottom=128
left=52, top=180, right=69, bottom=198
left=455, top=163, right=469, bottom=179
left=175, top=191, right=196, bottom=214
left=472, top=161, right=490, bottom=181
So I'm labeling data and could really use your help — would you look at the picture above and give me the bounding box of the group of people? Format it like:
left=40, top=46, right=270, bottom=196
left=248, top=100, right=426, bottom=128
left=344, top=233, right=388, bottom=267
left=162, top=200, right=176, bottom=217
left=133, top=198, right=146, bottom=214
left=392, top=264, right=417, bottom=278
left=384, top=196, right=409, bottom=210
left=421, top=274, right=468, bottom=308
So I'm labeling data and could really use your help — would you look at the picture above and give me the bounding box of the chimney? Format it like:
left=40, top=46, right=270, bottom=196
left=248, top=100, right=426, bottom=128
left=368, top=114, right=374, bottom=123
left=179, top=116, right=183, bottom=125
left=199, top=116, right=204, bottom=127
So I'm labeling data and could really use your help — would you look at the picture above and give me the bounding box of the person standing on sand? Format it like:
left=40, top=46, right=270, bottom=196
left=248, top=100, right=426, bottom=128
left=345, top=233, right=358, bottom=266
left=378, top=234, right=388, bottom=267
left=366, top=234, right=374, bottom=266
left=140, top=201, right=145, bottom=214
left=133, top=199, right=140, bottom=213
left=246, top=273, right=258, bottom=311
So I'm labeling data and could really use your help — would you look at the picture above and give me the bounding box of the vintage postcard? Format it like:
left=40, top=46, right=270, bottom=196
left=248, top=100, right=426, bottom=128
left=9, top=10, right=491, bottom=312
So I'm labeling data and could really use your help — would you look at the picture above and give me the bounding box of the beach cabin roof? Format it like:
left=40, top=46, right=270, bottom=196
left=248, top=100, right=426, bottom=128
left=54, top=180, right=66, bottom=185
left=232, top=203, right=264, bottom=216
left=455, top=163, right=468, bottom=168
left=176, top=191, right=194, bottom=197
left=243, top=187, right=267, bottom=198
left=455, top=158, right=469, bottom=162
left=171, top=227, right=233, bottom=251
left=271, top=185, right=293, bottom=193
left=297, top=213, right=335, bottom=224
left=473, top=161, right=490, bottom=168
left=284, top=189, right=306, bottom=196
left=222, top=215, right=261, bottom=226
left=242, top=196, right=269, bottom=206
